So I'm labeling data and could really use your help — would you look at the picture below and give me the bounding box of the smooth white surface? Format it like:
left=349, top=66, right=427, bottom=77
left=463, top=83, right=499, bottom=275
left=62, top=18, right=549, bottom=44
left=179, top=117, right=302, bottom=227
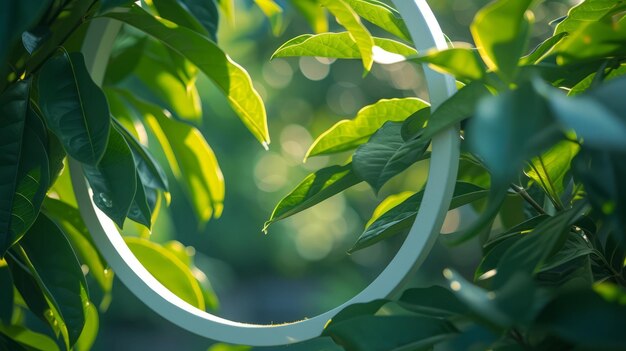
left=70, top=0, right=459, bottom=346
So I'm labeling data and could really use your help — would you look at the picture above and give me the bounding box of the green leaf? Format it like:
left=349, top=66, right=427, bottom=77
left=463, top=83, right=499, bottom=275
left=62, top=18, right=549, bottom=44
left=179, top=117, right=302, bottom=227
left=470, top=0, right=533, bottom=82
left=569, top=64, right=626, bottom=96
left=555, top=0, right=626, bottom=35
left=74, top=302, right=98, bottom=351
left=18, top=213, right=89, bottom=348
left=352, top=121, right=430, bottom=192
left=125, top=94, right=224, bottom=223
left=179, top=0, right=220, bottom=41
left=520, top=32, right=567, bottom=65
left=254, top=0, right=285, bottom=36
left=287, top=0, right=328, bottom=33
left=0, top=325, right=59, bottom=351
left=325, top=315, right=457, bottom=351
left=105, top=35, right=148, bottom=85
left=83, top=126, right=136, bottom=227
left=42, top=197, right=113, bottom=293
left=352, top=182, right=488, bottom=252
left=264, top=163, right=361, bottom=230
left=38, top=51, right=111, bottom=165
left=152, top=0, right=210, bottom=37
left=320, top=0, right=374, bottom=73
left=365, top=191, right=415, bottom=228
left=0, top=265, right=13, bottom=324
left=412, top=48, right=486, bottom=81
left=125, top=237, right=205, bottom=310
left=342, top=0, right=411, bottom=42
left=399, top=286, right=469, bottom=317
left=272, top=32, right=416, bottom=61
left=525, top=141, right=579, bottom=207
left=0, top=0, right=50, bottom=67
left=105, top=6, right=270, bottom=146
left=99, top=0, right=136, bottom=13
left=305, top=98, right=428, bottom=159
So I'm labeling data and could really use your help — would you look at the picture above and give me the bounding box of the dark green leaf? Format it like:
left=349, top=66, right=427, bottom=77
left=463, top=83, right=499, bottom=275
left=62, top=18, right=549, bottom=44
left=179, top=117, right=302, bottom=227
left=399, top=286, right=469, bottom=317
left=353, top=122, right=429, bottom=192
left=105, top=34, right=147, bottom=85
left=0, top=325, right=59, bottom=351
left=105, top=6, right=269, bottom=146
left=179, top=0, right=219, bottom=41
left=264, top=163, right=361, bottom=230
left=21, top=26, right=51, bottom=54
left=328, top=300, right=388, bottom=324
left=0, top=0, right=51, bottom=66
left=99, top=0, right=136, bottom=13
left=83, top=127, right=136, bottom=227
left=152, top=0, right=210, bottom=37
left=0, top=265, right=12, bottom=324
left=38, top=51, right=111, bottom=165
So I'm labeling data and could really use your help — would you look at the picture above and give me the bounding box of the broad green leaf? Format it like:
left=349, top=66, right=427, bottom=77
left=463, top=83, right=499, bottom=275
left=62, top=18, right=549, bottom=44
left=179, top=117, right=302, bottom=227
left=42, top=198, right=113, bottom=293
left=264, top=163, right=361, bottom=230
left=18, top=213, right=89, bottom=348
left=106, top=6, right=270, bottom=146
left=74, top=302, right=98, bottom=351
left=525, top=141, right=579, bottom=208
left=125, top=94, right=224, bottom=223
left=321, top=0, right=374, bottom=73
left=254, top=0, right=285, bottom=36
left=520, top=32, right=567, bottom=65
left=0, top=265, right=12, bottom=323
left=399, top=286, right=469, bottom=317
left=305, top=98, right=428, bottom=159
left=540, top=232, right=595, bottom=272
left=0, top=0, right=50, bottom=67
left=125, top=237, right=205, bottom=310
left=536, top=288, right=626, bottom=349
left=470, top=0, right=533, bottom=82
left=272, top=33, right=416, bottom=61
left=105, top=35, right=148, bottom=85
left=38, top=51, right=111, bottom=165
left=342, top=0, right=411, bottom=42
left=134, top=40, right=202, bottom=125
left=152, top=0, right=210, bottom=37
left=179, top=0, right=220, bottom=41
left=422, top=81, right=491, bottom=140
left=325, top=315, right=457, bottom=351
left=352, top=122, right=430, bottom=192
left=365, top=191, right=415, bottom=228
left=555, top=0, right=626, bottom=35
left=412, top=48, right=486, bottom=81
left=534, top=79, right=626, bottom=151
left=352, top=182, right=488, bottom=252
left=0, top=325, right=59, bottom=351
left=569, top=64, right=626, bottom=96
left=466, top=81, right=557, bottom=185
left=0, top=332, right=27, bottom=351
left=287, top=0, right=328, bottom=33
left=83, top=127, right=136, bottom=227
left=493, top=205, right=583, bottom=288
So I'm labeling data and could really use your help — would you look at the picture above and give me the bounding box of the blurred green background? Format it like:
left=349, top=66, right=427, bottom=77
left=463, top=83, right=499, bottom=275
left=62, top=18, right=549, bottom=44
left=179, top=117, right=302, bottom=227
left=92, top=1, right=572, bottom=349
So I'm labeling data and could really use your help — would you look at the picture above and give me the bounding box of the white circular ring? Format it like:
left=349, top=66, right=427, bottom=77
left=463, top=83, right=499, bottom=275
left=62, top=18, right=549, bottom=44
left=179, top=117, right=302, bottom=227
left=71, top=0, right=459, bottom=346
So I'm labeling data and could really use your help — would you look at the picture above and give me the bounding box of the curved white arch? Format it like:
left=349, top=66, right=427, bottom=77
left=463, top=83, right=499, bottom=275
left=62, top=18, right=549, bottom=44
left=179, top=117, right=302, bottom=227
left=71, top=0, right=459, bottom=346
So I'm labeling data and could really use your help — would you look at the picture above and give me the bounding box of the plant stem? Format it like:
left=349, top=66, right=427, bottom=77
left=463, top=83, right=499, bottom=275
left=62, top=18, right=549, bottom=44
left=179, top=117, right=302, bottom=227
left=510, top=183, right=547, bottom=215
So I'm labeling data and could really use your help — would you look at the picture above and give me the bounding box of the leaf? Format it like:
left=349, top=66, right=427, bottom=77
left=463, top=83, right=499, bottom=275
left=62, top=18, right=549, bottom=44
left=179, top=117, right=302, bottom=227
left=99, top=0, right=136, bottom=13
left=325, top=315, right=457, bottom=351
left=365, top=191, right=415, bottom=228
left=555, top=0, right=626, bottom=35
left=287, top=0, right=327, bottom=33
left=125, top=237, right=205, bottom=310
left=18, top=213, right=89, bottom=348
left=0, top=325, right=59, bottom=351
left=38, top=51, right=111, bottom=165
left=152, top=0, right=210, bottom=37
left=534, top=78, right=626, bottom=151
left=180, top=0, right=220, bottom=41
left=272, top=32, right=416, bottom=61
left=105, top=35, right=148, bottom=85
left=0, top=0, right=50, bottom=66
left=254, top=0, right=284, bottom=36
left=22, top=26, right=51, bottom=54
left=352, top=121, right=429, bottom=192
left=342, top=0, right=411, bottom=42
left=470, top=0, right=533, bottom=82
left=125, top=94, right=224, bottom=223
left=320, top=0, right=374, bottom=73
left=305, top=98, right=428, bottom=159
left=83, top=126, right=136, bottom=227
left=42, top=198, right=113, bottom=293
left=105, top=6, right=270, bottom=146
left=399, top=286, right=469, bottom=317
left=525, top=141, right=579, bottom=207
left=520, top=32, right=567, bottom=65
left=0, top=265, right=13, bottom=324
left=412, top=48, right=486, bottom=81
left=74, top=302, right=98, bottom=351
left=264, top=163, right=361, bottom=230
left=351, top=182, right=488, bottom=252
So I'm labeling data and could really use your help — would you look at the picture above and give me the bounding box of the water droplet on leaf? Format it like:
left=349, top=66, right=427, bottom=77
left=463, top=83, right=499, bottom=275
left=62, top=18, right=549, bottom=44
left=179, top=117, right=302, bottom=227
left=99, top=193, right=113, bottom=208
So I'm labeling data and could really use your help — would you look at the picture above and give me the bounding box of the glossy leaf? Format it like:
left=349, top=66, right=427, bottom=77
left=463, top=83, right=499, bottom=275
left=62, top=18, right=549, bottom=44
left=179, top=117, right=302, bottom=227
left=264, top=163, right=361, bottom=230
left=352, top=121, right=429, bottom=192
left=470, top=0, right=532, bottom=82
left=272, top=32, right=416, bottom=61
left=126, top=94, right=224, bottom=223
left=38, top=51, right=110, bottom=165
left=343, top=0, right=411, bottom=42
left=0, top=325, right=59, bottom=351
left=352, top=182, right=488, bottom=252
left=413, top=48, right=486, bottom=81
left=125, top=237, right=205, bottom=310
left=321, top=0, right=374, bottom=73
left=305, top=98, right=428, bottom=159
left=18, top=213, right=89, bottom=348
left=106, top=6, right=270, bottom=146
left=42, top=197, right=113, bottom=293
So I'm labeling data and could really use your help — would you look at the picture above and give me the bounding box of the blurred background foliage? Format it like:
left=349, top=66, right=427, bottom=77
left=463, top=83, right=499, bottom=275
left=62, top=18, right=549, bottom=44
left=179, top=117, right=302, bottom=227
left=90, top=1, right=575, bottom=350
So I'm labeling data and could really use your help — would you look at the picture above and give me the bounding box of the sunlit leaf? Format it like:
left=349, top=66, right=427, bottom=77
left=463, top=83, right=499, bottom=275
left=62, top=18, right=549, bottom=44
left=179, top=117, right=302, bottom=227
left=106, top=6, right=270, bottom=146
left=254, top=0, right=284, bottom=36
left=287, top=0, right=327, bottom=33
left=152, top=0, right=210, bottom=37
left=305, top=98, right=428, bottom=159
left=520, top=32, right=567, bottom=65
left=264, top=163, right=361, bottom=230
left=366, top=191, right=415, bottom=228
left=0, top=324, right=59, bottom=351
left=555, top=0, right=626, bottom=35
left=412, top=48, right=486, bottom=81
left=74, top=302, right=98, bottom=351
left=343, top=0, right=411, bottom=42
left=125, top=237, right=205, bottom=310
